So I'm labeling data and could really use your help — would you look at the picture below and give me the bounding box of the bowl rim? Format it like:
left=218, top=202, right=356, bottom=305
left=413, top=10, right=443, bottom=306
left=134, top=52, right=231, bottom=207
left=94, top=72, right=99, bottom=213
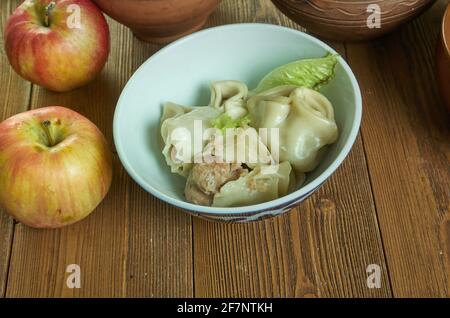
left=113, top=23, right=363, bottom=215
left=442, top=4, right=450, bottom=58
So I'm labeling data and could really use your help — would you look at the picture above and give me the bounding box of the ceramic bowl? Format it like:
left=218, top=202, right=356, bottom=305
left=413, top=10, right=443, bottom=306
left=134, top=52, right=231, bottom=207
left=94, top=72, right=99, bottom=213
left=93, top=0, right=221, bottom=43
left=436, top=4, right=450, bottom=111
left=113, top=24, right=362, bottom=222
left=271, top=0, right=436, bottom=41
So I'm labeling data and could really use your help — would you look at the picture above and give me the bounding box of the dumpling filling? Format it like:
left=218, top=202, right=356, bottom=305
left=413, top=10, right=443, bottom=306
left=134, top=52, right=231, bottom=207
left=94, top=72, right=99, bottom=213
left=185, top=162, right=246, bottom=206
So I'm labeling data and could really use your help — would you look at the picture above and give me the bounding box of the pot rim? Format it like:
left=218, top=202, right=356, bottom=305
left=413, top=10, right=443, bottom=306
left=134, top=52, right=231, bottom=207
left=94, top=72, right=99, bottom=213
left=442, top=4, right=450, bottom=58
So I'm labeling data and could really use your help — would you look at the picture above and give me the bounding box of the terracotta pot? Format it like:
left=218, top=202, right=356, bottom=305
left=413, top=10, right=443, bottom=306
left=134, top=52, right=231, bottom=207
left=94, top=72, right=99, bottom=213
left=93, top=0, right=221, bottom=44
left=436, top=4, right=450, bottom=111
left=271, top=0, right=436, bottom=41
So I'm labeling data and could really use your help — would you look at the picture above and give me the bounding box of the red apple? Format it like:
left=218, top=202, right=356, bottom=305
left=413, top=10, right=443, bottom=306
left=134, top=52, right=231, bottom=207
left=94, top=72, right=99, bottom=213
left=0, top=106, right=113, bottom=228
left=4, top=0, right=110, bottom=92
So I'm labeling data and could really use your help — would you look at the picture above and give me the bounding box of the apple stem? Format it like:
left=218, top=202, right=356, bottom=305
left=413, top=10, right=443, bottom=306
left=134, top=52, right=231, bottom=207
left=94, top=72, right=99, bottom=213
left=41, top=120, right=55, bottom=147
left=44, top=1, right=56, bottom=27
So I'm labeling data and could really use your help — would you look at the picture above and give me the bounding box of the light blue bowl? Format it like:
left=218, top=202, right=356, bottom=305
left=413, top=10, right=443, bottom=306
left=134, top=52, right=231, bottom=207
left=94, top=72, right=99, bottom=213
left=113, top=23, right=362, bottom=222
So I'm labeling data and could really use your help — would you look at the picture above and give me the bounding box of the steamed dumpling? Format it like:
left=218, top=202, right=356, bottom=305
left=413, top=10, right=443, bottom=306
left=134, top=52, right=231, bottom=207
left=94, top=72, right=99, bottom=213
left=160, top=102, right=222, bottom=177
left=200, top=126, right=274, bottom=169
left=248, top=86, right=338, bottom=173
left=210, top=81, right=248, bottom=120
left=212, top=161, right=294, bottom=207
left=160, top=81, right=250, bottom=177
left=160, top=102, right=193, bottom=125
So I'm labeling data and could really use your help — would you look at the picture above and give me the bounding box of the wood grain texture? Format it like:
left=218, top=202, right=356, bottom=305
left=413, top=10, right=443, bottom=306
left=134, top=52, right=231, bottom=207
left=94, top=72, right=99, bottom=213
left=4, top=17, right=192, bottom=297
left=346, top=0, right=450, bottom=297
left=193, top=0, right=391, bottom=298
left=0, top=0, right=32, bottom=297
left=193, top=140, right=392, bottom=297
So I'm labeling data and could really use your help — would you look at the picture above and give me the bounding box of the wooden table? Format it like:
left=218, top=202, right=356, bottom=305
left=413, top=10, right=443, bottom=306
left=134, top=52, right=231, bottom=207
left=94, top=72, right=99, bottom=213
left=0, top=0, right=449, bottom=298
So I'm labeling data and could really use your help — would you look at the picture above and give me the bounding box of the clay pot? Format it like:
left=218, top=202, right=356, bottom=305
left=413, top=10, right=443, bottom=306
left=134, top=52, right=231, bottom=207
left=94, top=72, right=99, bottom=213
left=93, top=0, right=221, bottom=44
left=271, top=0, right=436, bottom=41
left=436, top=4, right=450, bottom=111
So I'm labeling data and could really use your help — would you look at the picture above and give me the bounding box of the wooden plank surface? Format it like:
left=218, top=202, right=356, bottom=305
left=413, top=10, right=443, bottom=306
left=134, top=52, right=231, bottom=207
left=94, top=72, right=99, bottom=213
left=193, top=0, right=391, bottom=298
left=0, top=0, right=32, bottom=297
left=346, top=0, right=450, bottom=297
left=193, top=139, right=392, bottom=298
